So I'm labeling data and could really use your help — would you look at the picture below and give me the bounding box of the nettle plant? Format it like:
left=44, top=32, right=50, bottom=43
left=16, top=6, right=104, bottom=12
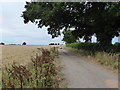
left=2, top=48, right=60, bottom=88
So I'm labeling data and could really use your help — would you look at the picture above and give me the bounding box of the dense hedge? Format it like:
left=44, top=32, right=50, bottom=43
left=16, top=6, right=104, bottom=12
left=66, top=42, right=120, bottom=54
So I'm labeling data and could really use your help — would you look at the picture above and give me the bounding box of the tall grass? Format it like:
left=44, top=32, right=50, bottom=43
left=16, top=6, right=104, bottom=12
left=2, top=48, right=62, bottom=88
left=95, top=52, right=119, bottom=70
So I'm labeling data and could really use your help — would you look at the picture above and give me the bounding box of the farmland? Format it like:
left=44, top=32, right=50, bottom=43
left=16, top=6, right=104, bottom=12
left=1, top=45, right=57, bottom=68
left=1, top=45, right=63, bottom=88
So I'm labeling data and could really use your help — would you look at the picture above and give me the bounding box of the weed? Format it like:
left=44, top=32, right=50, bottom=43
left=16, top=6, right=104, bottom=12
left=2, top=48, right=62, bottom=88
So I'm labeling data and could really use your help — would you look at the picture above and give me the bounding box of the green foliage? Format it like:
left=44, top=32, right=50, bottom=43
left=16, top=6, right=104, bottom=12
left=62, top=30, right=79, bottom=43
left=113, top=43, right=120, bottom=52
left=66, top=42, right=120, bottom=54
left=2, top=48, right=61, bottom=88
left=22, top=2, right=120, bottom=45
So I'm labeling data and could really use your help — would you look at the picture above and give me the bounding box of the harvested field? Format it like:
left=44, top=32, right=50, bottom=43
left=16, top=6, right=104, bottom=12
left=1, top=45, right=59, bottom=68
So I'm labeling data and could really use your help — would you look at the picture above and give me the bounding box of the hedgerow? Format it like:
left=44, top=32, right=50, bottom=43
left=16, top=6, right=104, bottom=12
left=66, top=42, right=120, bottom=54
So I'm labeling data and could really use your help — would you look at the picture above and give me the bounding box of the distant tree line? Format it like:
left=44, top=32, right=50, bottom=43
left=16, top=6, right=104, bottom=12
left=49, top=43, right=60, bottom=45
left=0, top=42, right=27, bottom=45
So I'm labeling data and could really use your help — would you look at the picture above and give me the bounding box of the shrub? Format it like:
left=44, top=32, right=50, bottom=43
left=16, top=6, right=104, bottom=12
left=22, top=42, right=26, bottom=45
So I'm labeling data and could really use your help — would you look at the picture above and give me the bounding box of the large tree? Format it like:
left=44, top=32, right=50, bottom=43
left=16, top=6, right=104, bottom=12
left=22, top=2, right=120, bottom=45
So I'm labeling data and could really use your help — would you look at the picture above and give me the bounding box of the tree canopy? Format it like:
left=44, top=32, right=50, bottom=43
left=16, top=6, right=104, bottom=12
left=62, top=30, right=79, bottom=43
left=22, top=2, right=120, bottom=45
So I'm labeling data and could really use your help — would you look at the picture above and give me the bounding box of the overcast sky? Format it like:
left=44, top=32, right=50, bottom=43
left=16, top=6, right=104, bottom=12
left=0, top=0, right=119, bottom=45
left=0, top=1, right=65, bottom=45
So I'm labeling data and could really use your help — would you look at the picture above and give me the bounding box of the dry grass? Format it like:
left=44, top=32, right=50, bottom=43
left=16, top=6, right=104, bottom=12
left=1, top=45, right=65, bottom=88
left=1, top=45, right=59, bottom=68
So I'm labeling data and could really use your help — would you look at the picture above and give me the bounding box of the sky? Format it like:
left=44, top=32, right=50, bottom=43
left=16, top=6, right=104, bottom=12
left=0, top=1, right=64, bottom=45
left=0, top=0, right=119, bottom=45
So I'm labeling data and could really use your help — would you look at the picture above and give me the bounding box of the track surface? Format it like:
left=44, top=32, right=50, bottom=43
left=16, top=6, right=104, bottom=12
left=59, top=49, right=118, bottom=88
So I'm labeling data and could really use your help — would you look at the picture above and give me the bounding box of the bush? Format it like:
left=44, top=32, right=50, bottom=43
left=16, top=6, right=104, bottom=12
left=112, top=43, right=120, bottom=53
left=22, top=42, right=26, bottom=45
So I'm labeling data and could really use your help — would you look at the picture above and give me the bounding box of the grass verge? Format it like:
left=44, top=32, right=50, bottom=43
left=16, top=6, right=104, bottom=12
left=64, top=46, right=119, bottom=74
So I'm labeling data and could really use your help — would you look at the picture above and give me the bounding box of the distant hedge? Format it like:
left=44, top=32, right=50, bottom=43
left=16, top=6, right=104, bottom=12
left=0, top=42, right=5, bottom=45
left=66, top=42, right=120, bottom=53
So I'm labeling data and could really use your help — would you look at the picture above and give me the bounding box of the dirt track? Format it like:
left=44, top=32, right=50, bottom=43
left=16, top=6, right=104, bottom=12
left=59, top=49, right=118, bottom=88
